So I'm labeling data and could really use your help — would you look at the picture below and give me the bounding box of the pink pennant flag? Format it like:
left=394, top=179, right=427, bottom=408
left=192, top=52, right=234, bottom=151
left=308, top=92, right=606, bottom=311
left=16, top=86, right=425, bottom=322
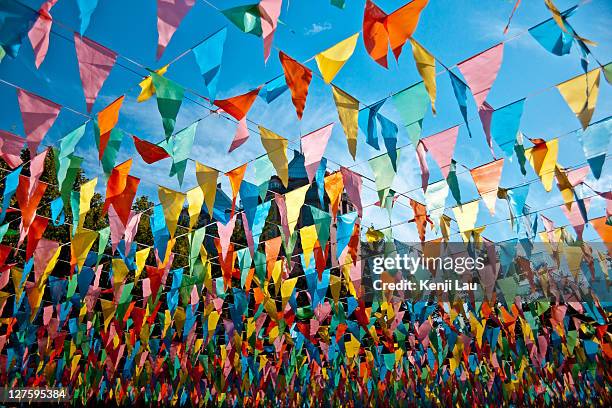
left=108, top=204, right=126, bottom=253
left=566, top=166, right=590, bottom=187
left=340, top=166, right=363, bottom=217
left=74, top=33, right=117, bottom=112
left=123, top=211, right=142, bottom=252
left=259, top=0, right=282, bottom=63
left=560, top=198, right=591, bottom=240
left=302, top=123, right=334, bottom=183
left=33, top=238, right=59, bottom=283
left=217, top=215, right=236, bottom=259
left=274, top=193, right=291, bottom=240
left=156, top=0, right=195, bottom=60
left=17, top=89, right=61, bottom=155
left=478, top=101, right=495, bottom=157
left=0, top=131, right=25, bottom=168
left=242, top=211, right=255, bottom=257
left=28, top=0, right=58, bottom=69
left=417, top=126, right=459, bottom=191
left=540, top=214, right=556, bottom=243
left=457, top=43, right=504, bottom=109
left=228, top=118, right=249, bottom=152
left=28, top=149, right=48, bottom=199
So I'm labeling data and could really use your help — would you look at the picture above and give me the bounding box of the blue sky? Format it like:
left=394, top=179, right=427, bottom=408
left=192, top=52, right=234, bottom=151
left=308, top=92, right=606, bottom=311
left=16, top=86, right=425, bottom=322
left=1, top=0, right=611, bottom=243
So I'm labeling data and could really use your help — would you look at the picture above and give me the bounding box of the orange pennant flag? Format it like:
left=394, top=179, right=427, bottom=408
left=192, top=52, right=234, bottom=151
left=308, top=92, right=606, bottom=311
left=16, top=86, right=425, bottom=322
left=214, top=87, right=261, bottom=121
left=279, top=51, right=312, bottom=120
left=104, top=160, right=140, bottom=226
left=226, top=163, right=248, bottom=215
left=409, top=199, right=431, bottom=242
left=324, top=172, right=344, bottom=220
left=470, top=159, right=504, bottom=216
left=97, top=95, right=124, bottom=160
left=590, top=216, right=611, bottom=254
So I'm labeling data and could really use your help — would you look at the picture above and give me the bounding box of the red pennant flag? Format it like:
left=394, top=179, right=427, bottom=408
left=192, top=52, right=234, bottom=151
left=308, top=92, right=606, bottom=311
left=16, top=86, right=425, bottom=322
left=214, top=87, right=261, bottom=121
left=26, top=215, right=49, bottom=261
left=132, top=135, right=170, bottom=164
left=279, top=51, right=312, bottom=120
left=16, top=175, right=48, bottom=244
left=104, top=160, right=140, bottom=225
left=74, top=33, right=117, bottom=112
left=17, top=89, right=60, bottom=155
left=0, top=131, right=25, bottom=168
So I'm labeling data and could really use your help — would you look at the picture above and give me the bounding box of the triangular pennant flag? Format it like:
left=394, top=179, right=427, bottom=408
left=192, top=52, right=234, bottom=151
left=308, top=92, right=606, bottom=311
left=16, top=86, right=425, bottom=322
left=76, top=177, right=97, bottom=232
left=490, top=99, right=525, bottom=157
left=70, top=229, right=98, bottom=273
left=529, top=7, right=577, bottom=56
left=0, top=131, right=24, bottom=168
left=284, top=184, right=310, bottom=236
left=300, top=225, right=317, bottom=268
left=424, top=179, right=448, bottom=229
left=410, top=38, right=436, bottom=113
left=226, top=163, right=247, bottom=215
left=362, top=0, right=429, bottom=67
left=556, top=69, right=600, bottom=130
left=419, top=125, right=459, bottom=181
left=76, top=0, right=99, bottom=34
left=315, top=33, right=359, bottom=83
left=156, top=0, right=195, bottom=59
left=259, top=0, right=282, bottom=63
left=217, top=215, right=236, bottom=260
left=331, top=85, right=359, bottom=159
left=168, top=121, right=198, bottom=185
left=324, top=172, right=344, bottom=220
left=195, top=162, right=219, bottom=217
left=452, top=200, right=480, bottom=233
left=392, top=81, right=429, bottom=144
left=138, top=64, right=169, bottom=102
left=577, top=117, right=611, bottom=179
left=74, top=33, right=117, bottom=112
left=340, top=167, right=363, bottom=217
left=470, top=159, right=504, bottom=215
left=27, top=0, right=57, bottom=68
left=259, top=126, right=288, bottom=187
left=221, top=4, right=263, bottom=36
left=17, top=88, right=60, bottom=155
left=590, top=216, right=611, bottom=254
left=214, top=87, right=261, bottom=121
left=192, top=27, right=226, bottom=102
left=560, top=199, right=591, bottom=240
left=524, top=138, right=559, bottom=191
left=186, top=187, right=204, bottom=229
left=369, top=151, right=400, bottom=203
left=132, top=135, right=170, bottom=164
left=337, top=211, right=358, bottom=260
left=302, top=123, right=334, bottom=183
left=228, top=118, right=249, bottom=152
left=409, top=199, right=430, bottom=242
left=158, top=186, right=186, bottom=238
left=448, top=71, right=472, bottom=137
left=96, top=95, right=124, bottom=160
left=104, top=160, right=139, bottom=225
left=457, top=43, right=504, bottom=109
left=152, top=73, right=184, bottom=138
left=279, top=51, right=312, bottom=120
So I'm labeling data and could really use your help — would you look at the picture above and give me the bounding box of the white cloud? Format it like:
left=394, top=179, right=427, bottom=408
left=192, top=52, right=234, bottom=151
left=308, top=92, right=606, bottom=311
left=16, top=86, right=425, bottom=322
left=304, top=22, right=332, bottom=36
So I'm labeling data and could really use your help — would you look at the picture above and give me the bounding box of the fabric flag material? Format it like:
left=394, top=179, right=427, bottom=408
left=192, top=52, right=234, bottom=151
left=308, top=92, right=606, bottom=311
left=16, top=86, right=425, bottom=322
left=74, top=34, right=117, bottom=112
left=17, top=88, right=61, bottom=155
left=361, top=99, right=384, bottom=150
left=226, top=163, right=247, bottom=215
left=424, top=179, right=448, bottom=229
left=279, top=51, right=312, bottom=120
left=284, top=184, right=310, bottom=236
left=340, top=167, right=363, bottom=217
left=378, top=113, right=399, bottom=171
left=214, top=87, right=261, bottom=121
left=186, top=187, right=204, bottom=229
left=251, top=201, right=272, bottom=253
left=0, top=131, right=25, bottom=168
left=524, top=138, right=559, bottom=192
left=158, top=186, right=186, bottom=238
left=70, top=230, right=98, bottom=273
left=419, top=126, right=458, bottom=187
left=96, top=95, right=124, bottom=160
left=362, top=0, right=429, bottom=67
left=315, top=33, right=359, bottom=83
left=28, top=0, right=57, bottom=69
left=449, top=71, right=472, bottom=137
left=137, top=65, right=169, bottom=102
left=76, top=0, right=99, bottom=34
left=1, top=166, right=21, bottom=224
left=505, top=184, right=529, bottom=230
left=152, top=73, right=184, bottom=138
left=28, top=149, right=47, bottom=200
left=260, top=75, right=288, bottom=103
left=560, top=199, right=591, bottom=240
left=57, top=123, right=86, bottom=159
left=192, top=27, right=226, bottom=102
left=302, top=123, right=334, bottom=183
left=103, top=160, right=135, bottom=225
left=369, top=151, right=400, bottom=203
left=228, top=118, right=249, bottom=153
left=490, top=99, right=525, bottom=157
left=457, top=43, right=504, bottom=109
left=590, top=216, right=611, bottom=253
left=156, top=0, right=195, bottom=59
left=300, top=225, right=317, bottom=268
left=196, top=162, right=219, bottom=217
left=577, top=117, right=611, bottom=179
left=217, top=215, right=236, bottom=260
left=556, top=69, right=600, bottom=130
left=529, top=7, right=576, bottom=56
left=259, top=126, right=289, bottom=187
left=168, top=121, right=198, bottom=185
left=222, top=4, right=262, bottom=36
left=452, top=200, right=480, bottom=233
left=259, top=0, right=282, bottom=63
left=337, top=212, right=358, bottom=260
left=324, top=172, right=344, bottom=220
left=76, top=178, right=97, bottom=231
left=410, top=39, right=436, bottom=113
left=470, top=159, right=504, bottom=215
left=392, top=82, right=429, bottom=144
left=332, top=86, right=359, bottom=159
left=0, top=1, right=37, bottom=58
left=132, top=135, right=170, bottom=164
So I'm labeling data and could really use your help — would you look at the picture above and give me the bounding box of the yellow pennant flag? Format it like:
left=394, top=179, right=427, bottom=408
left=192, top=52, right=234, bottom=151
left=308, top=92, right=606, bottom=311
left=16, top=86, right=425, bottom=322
left=186, top=187, right=204, bottom=229
left=525, top=139, right=559, bottom=192
left=138, top=64, right=169, bottom=102
left=259, top=126, right=289, bottom=187
left=195, top=162, right=219, bottom=217
left=134, top=248, right=150, bottom=283
left=112, top=258, right=129, bottom=292
left=100, top=298, right=115, bottom=330
left=39, top=246, right=61, bottom=288
left=556, top=69, right=600, bottom=130
left=158, top=186, right=186, bottom=238
left=410, top=39, right=436, bottom=113
left=71, top=230, right=98, bottom=273
left=299, top=225, right=317, bottom=267
left=78, top=178, right=97, bottom=231
left=280, top=277, right=298, bottom=310
left=27, top=284, right=45, bottom=322
left=452, top=200, right=480, bottom=233
left=11, top=267, right=24, bottom=303
left=285, top=184, right=310, bottom=236
left=461, top=226, right=486, bottom=245
left=365, top=226, right=384, bottom=242
left=332, top=85, right=359, bottom=160
left=315, top=33, right=360, bottom=84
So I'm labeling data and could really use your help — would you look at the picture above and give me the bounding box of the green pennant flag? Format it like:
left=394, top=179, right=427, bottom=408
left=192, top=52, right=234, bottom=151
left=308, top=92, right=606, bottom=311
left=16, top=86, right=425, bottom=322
left=58, top=123, right=87, bottom=158
left=368, top=151, right=401, bottom=204
left=189, top=227, right=206, bottom=270
left=221, top=4, right=262, bottom=36
left=309, top=205, right=331, bottom=250
left=237, top=248, right=253, bottom=288
left=94, top=124, right=123, bottom=176
left=97, top=226, right=110, bottom=266
left=446, top=159, right=461, bottom=205
left=54, top=148, right=84, bottom=207
left=392, top=82, right=430, bottom=145
left=152, top=73, right=184, bottom=138
left=168, top=121, right=198, bottom=185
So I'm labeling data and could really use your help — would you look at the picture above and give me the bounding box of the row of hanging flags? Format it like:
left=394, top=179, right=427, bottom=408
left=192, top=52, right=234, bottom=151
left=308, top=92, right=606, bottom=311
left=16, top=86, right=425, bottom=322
left=0, top=0, right=611, bottom=405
